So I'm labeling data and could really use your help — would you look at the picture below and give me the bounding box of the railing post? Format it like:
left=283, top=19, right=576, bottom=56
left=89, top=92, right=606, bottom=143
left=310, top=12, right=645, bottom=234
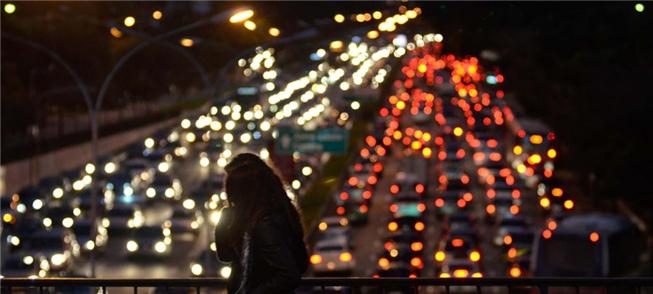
left=538, top=285, right=548, bottom=294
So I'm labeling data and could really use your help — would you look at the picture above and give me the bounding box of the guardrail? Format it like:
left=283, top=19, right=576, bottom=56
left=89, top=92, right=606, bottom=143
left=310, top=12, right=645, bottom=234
left=2, top=277, right=652, bottom=294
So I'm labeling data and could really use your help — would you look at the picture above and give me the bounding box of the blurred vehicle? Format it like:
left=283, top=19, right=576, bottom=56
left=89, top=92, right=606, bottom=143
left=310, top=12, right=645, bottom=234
left=125, top=225, right=172, bottom=258
left=145, top=173, right=182, bottom=201
left=14, top=186, right=45, bottom=215
left=168, top=205, right=203, bottom=234
left=434, top=235, right=481, bottom=270
left=311, top=236, right=355, bottom=276
left=336, top=189, right=370, bottom=225
left=378, top=242, right=423, bottom=274
left=437, top=164, right=470, bottom=190
left=3, top=216, right=41, bottom=253
left=22, top=228, right=80, bottom=273
left=533, top=213, right=646, bottom=277
left=389, top=172, right=426, bottom=197
left=42, top=204, right=79, bottom=229
left=316, top=216, right=351, bottom=243
left=72, top=219, right=109, bottom=253
left=189, top=244, right=232, bottom=278
left=376, top=260, right=418, bottom=279
left=103, top=204, right=143, bottom=233
left=122, top=158, right=155, bottom=189
left=434, top=190, right=473, bottom=218
left=1, top=254, right=43, bottom=277
left=439, top=259, right=482, bottom=278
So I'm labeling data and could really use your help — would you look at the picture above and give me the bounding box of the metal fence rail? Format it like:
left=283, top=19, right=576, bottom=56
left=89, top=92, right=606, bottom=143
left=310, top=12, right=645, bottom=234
left=1, top=277, right=652, bottom=293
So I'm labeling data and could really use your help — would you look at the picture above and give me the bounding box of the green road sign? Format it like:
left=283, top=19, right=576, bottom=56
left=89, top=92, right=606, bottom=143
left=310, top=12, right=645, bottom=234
left=275, top=127, right=348, bottom=155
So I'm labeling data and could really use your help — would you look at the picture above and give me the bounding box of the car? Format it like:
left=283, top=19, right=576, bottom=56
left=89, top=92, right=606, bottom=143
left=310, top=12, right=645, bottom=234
left=389, top=172, right=426, bottom=197
left=22, top=228, right=80, bottom=273
left=378, top=242, right=423, bottom=272
left=434, top=190, right=473, bottom=217
left=125, top=225, right=172, bottom=257
left=384, top=228, right=424, bottom=251
left=375, top=260, right=418, bottom=278
left=437, top=164, right=470, bottom=189
left=13, top=186, right=45, bottom=214
left=336, top=195, right=370, bottom=225
left=104, top=172, right=140, bottom=203
left=103, top=204, right=143, bottom=233
left=42, top=204, right=80, bottom=229
left=71, top=190, right=108, bottom=218
left=434, top=235, right=481, bottom=268
left=387, top=214, right=425, bottom=235
left=189, top=244, right=232, bottom=278
left=168, top=205, right=203, bottom=234
left=389, top=198, right=426, bottom=222
left=2, top=253, right=44, bottom=277
left=316, top=216, right=351, bottom=243
left=485, top=192, right=521, bottom=221
left=194, top=174, right=225, bottom=203
left=310, top=236, right=355, bottom=276
left=204, top=139, right=224, bottom=161
left=72, top=219, right=109, bottom=253
left=3, top=216, right=41, bottom=253
left=122, top=158, right=155, bottom=188
left=145, top=173, right=182, bottom=201
left=439, top=259, right=482, bottom=278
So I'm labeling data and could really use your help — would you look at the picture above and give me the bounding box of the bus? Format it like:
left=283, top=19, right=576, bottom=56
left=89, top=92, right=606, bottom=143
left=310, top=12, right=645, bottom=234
left=532, top=213, right=647, bottom=277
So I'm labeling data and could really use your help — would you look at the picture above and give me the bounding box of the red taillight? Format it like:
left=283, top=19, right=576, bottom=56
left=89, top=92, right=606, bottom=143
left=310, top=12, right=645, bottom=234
left=359, top=205, right=368, bottom=213
left=415, top=184, right=425, bottom=194
left=390, top=184, right=400, bottom=194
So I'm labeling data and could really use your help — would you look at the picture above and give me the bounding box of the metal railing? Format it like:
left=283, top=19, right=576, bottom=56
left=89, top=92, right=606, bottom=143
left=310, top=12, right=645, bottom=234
left=1, top=277, right=652, bottom=293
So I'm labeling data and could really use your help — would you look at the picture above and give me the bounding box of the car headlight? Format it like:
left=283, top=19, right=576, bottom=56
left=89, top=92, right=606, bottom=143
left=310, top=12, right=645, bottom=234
left=191, top=263, right=203, bottom=276
left=146, top=187, right=156, bottom=198
left=9, top=235, right=20, bottom=246
left=154, top=241, right=167, bottom=253
left=220, top=266, right=232, bottom=278
left=43, top=218, right=52, bottom=228
left=85, top=240, right=96, bottom=251
left=23, top=256, right=34, bottom=265
left=126, top=240, right=139, bottom=252
left=164, top=188, right=175, bottom=198
left=40, top=259, right=50, bottom=271
left=32, top=199, right=44, bottom=210
left=102, top=218, right=111, bottom=228
left=62, top=217, right=74, bottom=228
left=51, top=253, right=67, bottom=266
left=123, top=186, right=134, bottom=196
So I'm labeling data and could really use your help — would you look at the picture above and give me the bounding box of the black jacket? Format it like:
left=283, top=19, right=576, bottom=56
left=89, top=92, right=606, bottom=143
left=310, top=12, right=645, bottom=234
left=215, top=208, right=308, bottom=294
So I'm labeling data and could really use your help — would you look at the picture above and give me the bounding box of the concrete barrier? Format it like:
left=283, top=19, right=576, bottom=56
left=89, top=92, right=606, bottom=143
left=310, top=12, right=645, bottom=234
left=0, top=118, right=178, bottom=195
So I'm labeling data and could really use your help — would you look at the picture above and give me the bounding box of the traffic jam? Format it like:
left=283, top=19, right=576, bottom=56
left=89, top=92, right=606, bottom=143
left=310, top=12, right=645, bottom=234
left=1, top=13, right=611, bottom=286
left=0, top=26, right=399, bottom=279
left=309, top=33, right=577, bottom=283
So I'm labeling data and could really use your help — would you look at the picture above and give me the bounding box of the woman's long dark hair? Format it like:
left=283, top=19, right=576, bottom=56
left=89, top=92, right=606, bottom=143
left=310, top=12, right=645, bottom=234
left=224, top=153, right=304, bottom=241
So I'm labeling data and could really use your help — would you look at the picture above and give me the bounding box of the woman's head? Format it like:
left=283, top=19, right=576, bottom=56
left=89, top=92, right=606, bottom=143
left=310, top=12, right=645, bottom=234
left=224, top=153, right=303, bottom=234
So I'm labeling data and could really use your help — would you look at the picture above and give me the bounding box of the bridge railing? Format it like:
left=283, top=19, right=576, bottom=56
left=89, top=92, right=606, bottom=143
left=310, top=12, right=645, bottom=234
left=1, top=277, right=652, bottom=294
